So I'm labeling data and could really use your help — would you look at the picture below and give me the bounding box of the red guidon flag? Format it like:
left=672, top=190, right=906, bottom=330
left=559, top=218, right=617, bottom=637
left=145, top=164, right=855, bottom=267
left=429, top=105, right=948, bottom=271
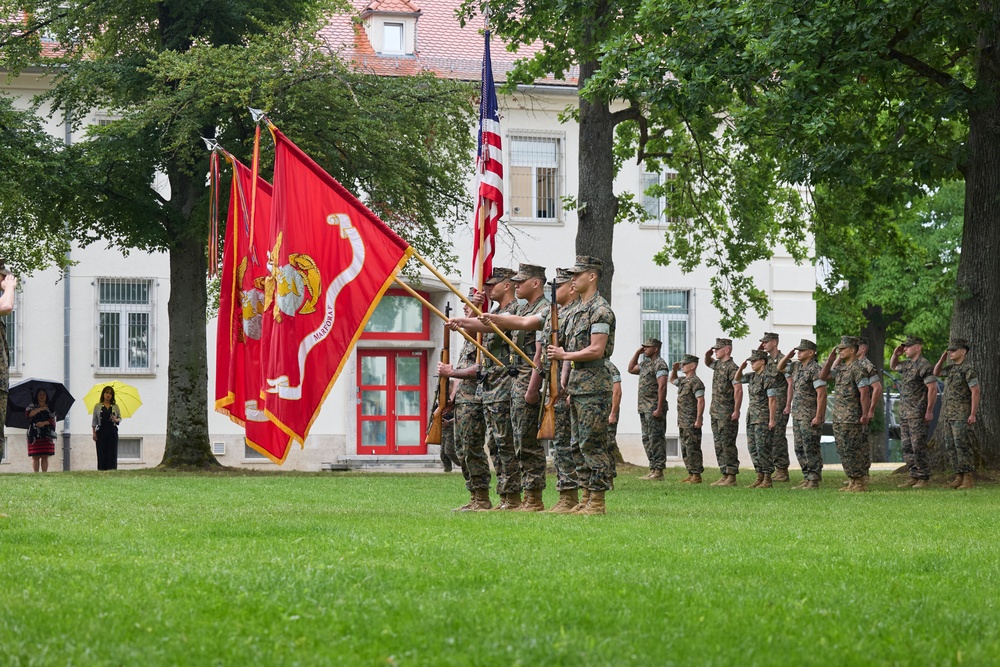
left=262, top=129, right=413, bottom=444
left=214, top=156, right=294, bottom=463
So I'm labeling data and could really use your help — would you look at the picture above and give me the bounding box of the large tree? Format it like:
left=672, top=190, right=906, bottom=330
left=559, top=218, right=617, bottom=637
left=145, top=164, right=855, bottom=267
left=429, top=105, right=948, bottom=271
left=0, top=1, right=475, bottom=466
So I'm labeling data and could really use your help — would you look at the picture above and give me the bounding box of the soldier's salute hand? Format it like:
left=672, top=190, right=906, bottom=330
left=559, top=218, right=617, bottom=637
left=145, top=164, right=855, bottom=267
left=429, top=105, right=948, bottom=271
left=705, top=347, right=714, bottom=358
left=892, top=344, right=905, bottom=357
left=672, top=361, right=681, bottom=371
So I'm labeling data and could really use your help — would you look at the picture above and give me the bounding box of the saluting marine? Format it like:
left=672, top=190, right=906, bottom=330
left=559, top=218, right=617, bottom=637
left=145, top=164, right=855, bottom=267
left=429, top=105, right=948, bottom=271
left=737, top=349, right=781, bottom=488
left=890, top=336, right=938, bottom=489
left=705, top=338, right=742, bottom=486
left=670, top=354, right=706, bottom=484
left=934, top=337, right=980, bottom=490
left=778, top=339, right=827, bottom=489
left=820, top=336, right=873, bottom=492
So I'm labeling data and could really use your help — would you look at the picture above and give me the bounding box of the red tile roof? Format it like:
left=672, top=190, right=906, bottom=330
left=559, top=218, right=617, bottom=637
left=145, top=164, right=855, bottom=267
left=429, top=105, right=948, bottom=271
left=320, top=0, right=577, bottom=86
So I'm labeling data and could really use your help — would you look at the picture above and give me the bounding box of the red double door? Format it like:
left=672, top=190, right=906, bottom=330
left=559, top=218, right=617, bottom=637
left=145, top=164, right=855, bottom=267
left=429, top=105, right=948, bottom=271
left=357, top=349, right=428, bottom=455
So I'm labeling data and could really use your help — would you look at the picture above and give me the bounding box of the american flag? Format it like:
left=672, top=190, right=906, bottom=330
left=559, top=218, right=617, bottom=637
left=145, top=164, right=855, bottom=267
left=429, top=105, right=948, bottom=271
left=472, top=29, right=502, bottom=290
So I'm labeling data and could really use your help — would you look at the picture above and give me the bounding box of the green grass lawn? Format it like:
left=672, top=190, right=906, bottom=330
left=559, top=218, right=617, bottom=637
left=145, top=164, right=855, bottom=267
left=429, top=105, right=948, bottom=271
left=1, top=467, right=997, bottom=666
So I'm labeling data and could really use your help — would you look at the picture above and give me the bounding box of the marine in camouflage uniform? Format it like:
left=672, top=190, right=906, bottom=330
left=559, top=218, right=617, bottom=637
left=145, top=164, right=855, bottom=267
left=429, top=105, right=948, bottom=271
left=628, top=338, right=669, bottom=476
left=0, top=270, right=14, bottom=462
left=739, top=349, right=781, bottom=486
left=706, top=338, right=741, bottom=484
left=439, top=410, right=459, bottom=472
left=890, top=336, right=937, bottom=485
left=671, top=354, right=706, bottom=481
left=823, top=336, right=873, bottom=490
left=551, top=255, right=616, bottom=514
left=781, top=339, right=827, bottom=487
left=605, top=358, right=623, bottom=480
left=760, top=332, right=792, bottom=479
left=444, top=336, right=491, bottom=510
left=936, top=337, right=980, bottom=487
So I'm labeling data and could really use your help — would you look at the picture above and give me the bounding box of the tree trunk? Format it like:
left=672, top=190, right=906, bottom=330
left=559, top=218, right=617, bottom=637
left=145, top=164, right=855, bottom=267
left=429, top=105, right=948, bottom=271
left=861, top=307, right=888, bottom=462
left=159, top=208, right=218, bottom=468
left=951, top=25, right=1000, bottom=469
left=576, top=58, right=617, bottom=303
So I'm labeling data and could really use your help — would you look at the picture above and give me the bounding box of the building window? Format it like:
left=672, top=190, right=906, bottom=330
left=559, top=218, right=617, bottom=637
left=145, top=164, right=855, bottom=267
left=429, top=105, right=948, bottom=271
left=118, top=437, right=142, bottom=462
left=640, top=288, right=692, bottom=369
left=244, top=443, right=269, bottom=460
left=509, top=134, right=561, bottom=222
left=97, top=278, right=155, bottom=374
left=361, top=289, right=429, bottom=340
left=2, top=299, right=19, bottom=373
left=382, top=22, right=404, bottom=54
left=641, top=169, right=680, bottom=227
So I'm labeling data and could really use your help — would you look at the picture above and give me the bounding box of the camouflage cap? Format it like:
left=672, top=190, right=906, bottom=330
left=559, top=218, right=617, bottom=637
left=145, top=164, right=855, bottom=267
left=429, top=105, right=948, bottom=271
left=902, top=335, right=925, bottom=347
left=554, top=268, right=574, bottom=285
left=642, top=337, right=662, bottom=348
left=947, top=337, right=971, bottom=351
left=570, top=255, right=603, bottom=274
left=681, top=354, right=699, bottom=365
left=759, top=332, right=779, bottom=342
left=484, top=267, right=516, bottom=285
left=511, top=263, right=546, bottom=282
left=793, top=339, right=817, bottom=351
left=712, top=337, right=733, bottom=349
left=749, top=349, right=769, bottom=363
left=838, top=335, right=861, bottom=349
left=857, top=336, right=870, bottom=347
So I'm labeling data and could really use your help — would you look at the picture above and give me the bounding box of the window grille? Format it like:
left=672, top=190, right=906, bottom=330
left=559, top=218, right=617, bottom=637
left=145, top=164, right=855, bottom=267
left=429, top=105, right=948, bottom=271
left=640, top=288, right=693, bottom=370
left=665, top=437, right=679, bottom=458
left=244, top=443, right=268, bottom=460
left=96, top=278, right=155, bottom=374
left=509, top=135, right=562, bottom=222
left=118, top=437, right=142, bottom=462
left=1, top=290, right=21, bottom=372
left=642, top=169, right=680, bottom=226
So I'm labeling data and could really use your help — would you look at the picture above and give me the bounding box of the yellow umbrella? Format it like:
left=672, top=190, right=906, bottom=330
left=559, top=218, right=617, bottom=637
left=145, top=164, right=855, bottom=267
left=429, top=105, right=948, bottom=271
left=83, top=381, right=143, bottom=419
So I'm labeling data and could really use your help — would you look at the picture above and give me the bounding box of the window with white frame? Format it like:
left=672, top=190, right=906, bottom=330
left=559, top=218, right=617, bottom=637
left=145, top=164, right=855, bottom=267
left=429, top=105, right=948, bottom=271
left=382, top=22, right=404, bottom=54
left=509, top=134, right=561, bottom=222
left=97, top=278, right=155, bottom=374
left=640, top=288, right=692, bottom=370
left=641, top=169, right=680, bottom=227
left=244, top=443, right=269, bottom=461
left=118, top=437, right=142, bottom=462
left=2, top=296, right=19, bottom=372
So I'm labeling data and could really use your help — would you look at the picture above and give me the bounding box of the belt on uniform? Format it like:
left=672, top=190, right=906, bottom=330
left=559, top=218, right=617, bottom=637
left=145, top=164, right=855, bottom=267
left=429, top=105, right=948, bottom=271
left=571, top=359, right=604, bottom=369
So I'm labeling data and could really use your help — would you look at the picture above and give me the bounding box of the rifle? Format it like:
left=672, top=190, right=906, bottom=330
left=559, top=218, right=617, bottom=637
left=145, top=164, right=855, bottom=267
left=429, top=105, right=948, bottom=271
left=537, top=280, right=559, bottom=440
left=426, top=302, right=451, bottom=445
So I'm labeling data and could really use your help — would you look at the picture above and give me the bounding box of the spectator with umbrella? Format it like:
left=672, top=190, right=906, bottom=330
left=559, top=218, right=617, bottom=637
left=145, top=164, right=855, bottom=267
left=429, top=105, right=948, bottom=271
left=26, top=389, right=57, bottom=472
left=85, top=383, right=141, bottom=471
left=6, top=379, right=76, bottom=471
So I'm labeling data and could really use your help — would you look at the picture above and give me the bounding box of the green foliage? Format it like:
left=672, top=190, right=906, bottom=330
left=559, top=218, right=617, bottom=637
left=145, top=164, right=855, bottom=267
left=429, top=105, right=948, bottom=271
left=3, top=470, right=1000, bottom=665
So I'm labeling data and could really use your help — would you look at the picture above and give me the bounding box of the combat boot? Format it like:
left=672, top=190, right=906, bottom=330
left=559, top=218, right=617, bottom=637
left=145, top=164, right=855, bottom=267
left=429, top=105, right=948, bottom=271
left=568, top=488, right=591, bottom=513
left=688, top=473, right=702, bottom=484
left=680, top=473, right=694, bottom=483
left=958, top=472, right=975, bottom=489
left=514, top=489, right=545, bottom=512
left=848, top=476, right=869, bottom=492
left=771, top=468, right=790, bottom=482
left=453, top=491, right=476, bottom=511
left=711, top=475, right=727, bottom=486
left=898, top=477, right=917, bottom=488
left=579, top=490, right=606, bottom=515
left=639, top=468, right=656, bottom=480
left=802, top=480, right=819, bottom=489
left=791, top=479, right=808, bottom=489
left=717, top=474, right=737, bottom=487
left=749, top=473, right=764, bottom=488
left=948, top=474, right=964, bottom=489
left=648, top=468, right=664, bottom=481
left=467, top=488, right=493, bottom=511
left=757, top=473, right=773, bottom=488
left=546, top=488, right=579, bottom=514
left=911, top=479, right=929, bottom=489
left=838, top=478, right=856, bottom=492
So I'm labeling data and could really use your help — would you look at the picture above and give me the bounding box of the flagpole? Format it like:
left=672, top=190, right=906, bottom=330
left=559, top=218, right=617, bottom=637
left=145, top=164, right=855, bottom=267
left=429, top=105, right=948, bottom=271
left=412, top=252, right=538, bottom=370
left=393, top=278, right=506, bottom=368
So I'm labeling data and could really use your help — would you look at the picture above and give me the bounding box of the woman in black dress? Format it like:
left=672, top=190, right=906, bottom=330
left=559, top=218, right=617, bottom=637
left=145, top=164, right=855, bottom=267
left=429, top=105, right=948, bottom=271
left=91, top=386, right=122, bottom=470
left=26, top=388, right=57, bottom=472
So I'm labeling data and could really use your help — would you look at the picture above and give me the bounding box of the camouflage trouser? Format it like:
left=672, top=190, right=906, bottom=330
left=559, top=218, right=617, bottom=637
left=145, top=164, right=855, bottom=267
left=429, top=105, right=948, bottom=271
left=900, top=418, right=931, bottom=480
left=679, top=425, right=704, bottom=474
left=455, top=402, right=489, bottom=491
left=484, top=399, right=520, bottom=494
left=711, top=415, right=740, bottom=475
left=607, top=416, right=620, bottom=479
left=0, top=387, right=6, bottom=462
left=551, top=398, right=582, bottom=490
left=792, top=418, right=823, bottom=481
left=512, top=393, right=547, bottom=491
left=833, top=423, right=870, bottom=479
left=768, top=411, right=791, bottom=469
left=944, top=420, right=976, bottom=474
left=746, top=422, right=774, bottom=475
left=440, top=420, right=461, bottom=471
left=639, top=410, right=668, bottom=470
left=571, top=393, right=612, bottom=491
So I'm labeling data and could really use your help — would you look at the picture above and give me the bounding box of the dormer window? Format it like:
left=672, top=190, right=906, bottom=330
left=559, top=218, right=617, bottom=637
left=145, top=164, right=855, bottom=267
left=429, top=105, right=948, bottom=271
left=383, top=22, right=404, bottom=54
left=361, top=0, right=421, bottom=56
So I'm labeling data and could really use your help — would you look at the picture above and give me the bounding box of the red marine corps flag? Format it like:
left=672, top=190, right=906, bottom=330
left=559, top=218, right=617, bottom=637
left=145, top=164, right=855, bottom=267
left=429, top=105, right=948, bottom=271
left=262, top=128, right=413, bottom=444
left=213, top=154, right=294, bottom=462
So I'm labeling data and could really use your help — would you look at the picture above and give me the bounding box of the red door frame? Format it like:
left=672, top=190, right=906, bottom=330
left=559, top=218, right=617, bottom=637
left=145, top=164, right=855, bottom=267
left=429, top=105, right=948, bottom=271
left=356, top=349, right=428, bottom=455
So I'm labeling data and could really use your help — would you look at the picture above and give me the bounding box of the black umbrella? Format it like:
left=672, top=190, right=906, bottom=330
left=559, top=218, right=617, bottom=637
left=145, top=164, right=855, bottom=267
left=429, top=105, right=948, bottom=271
left=6, top=378, right=75, bottom=429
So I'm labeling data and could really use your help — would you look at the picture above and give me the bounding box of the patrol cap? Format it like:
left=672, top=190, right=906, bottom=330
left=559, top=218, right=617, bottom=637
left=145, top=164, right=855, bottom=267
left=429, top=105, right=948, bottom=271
left=947, top=337, right=971, bottom=351
left=902, top=335, right=924, bottom=347
left=642, top=338, right=662, bottom=348
left=681, top=354, right=699, bottom=365
left=838, top=335, right=861, bottom=349
left=511, top=263, right=546, bottom=282
left=793, top=339, right=817, bottom=351
left=857, top=336, right=870, bottom=347
left=712, top=338, right=733, bottom=349
left=554, top=268, right=574, bottom=285
left=749, top=349, right=768, bottom=362
left=484, top=267, right=516, bottom=285
left=759, top=332, right=779, bottom=342
left=570, top=255, right=603, bottom=274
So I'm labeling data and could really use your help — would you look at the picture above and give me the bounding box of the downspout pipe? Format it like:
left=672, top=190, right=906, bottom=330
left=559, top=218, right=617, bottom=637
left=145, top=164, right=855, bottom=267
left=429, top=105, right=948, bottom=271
left=62, top=112, right=72, bottom=471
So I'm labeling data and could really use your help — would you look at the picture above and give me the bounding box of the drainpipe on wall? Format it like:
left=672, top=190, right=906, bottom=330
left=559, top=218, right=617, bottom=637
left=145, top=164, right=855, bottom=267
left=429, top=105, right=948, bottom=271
left=62, top=112, right=72, bottom=471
